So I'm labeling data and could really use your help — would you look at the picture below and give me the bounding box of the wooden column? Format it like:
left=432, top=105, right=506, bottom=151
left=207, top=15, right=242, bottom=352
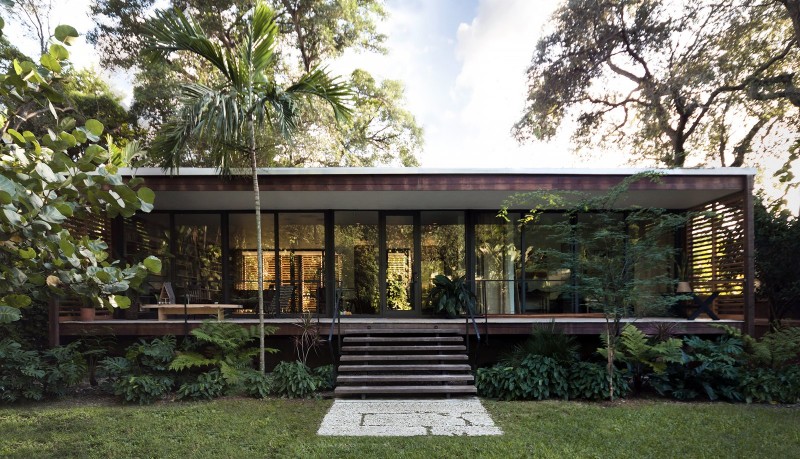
left=743, top=176, right=756, bottom=335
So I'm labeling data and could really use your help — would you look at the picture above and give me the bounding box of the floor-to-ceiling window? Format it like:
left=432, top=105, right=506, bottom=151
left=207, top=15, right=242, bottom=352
left=228, top=213, right=275, bottom=313
left=385, top=215, right=415, bottom=312
left=123, top=213, right=171, bottom=304
left=421, top=211, right=465, bottom=314
left=474, top=212, right=520, bottom=314
left=278, top=213, right=325, bottom=314
left=522, top=213, right=573, bottom=313
left=334, top=211, right=379, bottom=315
left=173, top=214, right=223, bottom=303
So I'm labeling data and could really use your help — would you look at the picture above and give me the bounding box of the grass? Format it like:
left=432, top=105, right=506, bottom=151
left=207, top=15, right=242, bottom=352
left=1, top=397, right=799, bottom=458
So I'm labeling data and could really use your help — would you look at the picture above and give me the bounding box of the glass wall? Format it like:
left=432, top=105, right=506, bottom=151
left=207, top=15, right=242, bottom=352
left=122, top=208, right=657, bottom=317
left=278, top=213, right=325, bottom=314
left=334, top=211, right=379, bottom=314
left=474, top=212, right=520, bottom=314
left=385, top=215, right=415, bottom=312
left=522, top=213, right=573, bottom=313
left=123, top=213, right=171, bottom=304
left=421, top=211, right=465, bottom=313
left=174, top=214, right=223, bottom=303
left=228, top=213, right=275, bottom=313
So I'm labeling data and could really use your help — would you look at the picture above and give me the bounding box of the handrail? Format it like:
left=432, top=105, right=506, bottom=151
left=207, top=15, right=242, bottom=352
left=328, top=287, right=343, bottom=380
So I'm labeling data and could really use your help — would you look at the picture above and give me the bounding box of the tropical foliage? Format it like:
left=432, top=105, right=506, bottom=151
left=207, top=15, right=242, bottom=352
left=170, top=321, right=277, bottom=398
left=503, top=174, right=691, bottom=399
left=426, top=274, right=477, bottom=317
left=0, top=338, right=85, bottom=402
left=0, top=20, right=159, bottom=323
left=754, top=197, right=800, bottom=327
left=89, top=0, right=421, bottom=167
left=140, top=1, right=350, bottom=373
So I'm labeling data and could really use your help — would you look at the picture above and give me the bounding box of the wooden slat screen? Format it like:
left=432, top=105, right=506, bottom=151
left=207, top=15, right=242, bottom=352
left=687, top=195, right=745, bottom=318
left=58, top=213, right=114, bottom=320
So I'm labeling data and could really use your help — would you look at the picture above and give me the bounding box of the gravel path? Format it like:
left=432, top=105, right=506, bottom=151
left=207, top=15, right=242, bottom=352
left=317, top=397, right=502, bottom=436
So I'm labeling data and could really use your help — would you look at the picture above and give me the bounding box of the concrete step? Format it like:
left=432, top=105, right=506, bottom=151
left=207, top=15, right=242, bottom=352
left=342, top=336, right=463, bottom=343
left=341, top=345, right=466, bottom=352
left=338, top=364, right=472, bottom=372
left=337, top=374, right=474, bottom=384
left=340, top=354, right=469, bottom=362
left=334, top=385, right=478, bottom=396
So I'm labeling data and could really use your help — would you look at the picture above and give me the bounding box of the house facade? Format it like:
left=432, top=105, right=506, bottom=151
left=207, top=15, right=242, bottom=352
left=52, top=167, right=756, bottom=344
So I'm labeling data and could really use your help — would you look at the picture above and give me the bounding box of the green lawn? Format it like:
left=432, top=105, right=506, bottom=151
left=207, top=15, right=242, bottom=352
left=1, top=397, right=798, bottom=458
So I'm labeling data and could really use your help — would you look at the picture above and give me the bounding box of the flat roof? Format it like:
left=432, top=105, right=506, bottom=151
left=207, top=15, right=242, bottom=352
left=125, top=167, right=752, bottom=211
left=122, top=166, right=756, bottom=177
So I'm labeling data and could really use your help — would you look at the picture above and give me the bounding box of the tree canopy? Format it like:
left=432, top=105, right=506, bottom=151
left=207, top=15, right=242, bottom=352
left=89, top=0, right=421, bottom=167
left=515, top=0, right=800, bottom=172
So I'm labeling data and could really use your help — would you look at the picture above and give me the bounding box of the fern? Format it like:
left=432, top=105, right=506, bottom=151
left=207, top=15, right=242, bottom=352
left=170, top=352, right=217, bottom=371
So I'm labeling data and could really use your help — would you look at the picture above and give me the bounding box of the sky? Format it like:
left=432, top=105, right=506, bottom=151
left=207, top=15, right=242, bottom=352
left=6, top=0, right=590, bottom=169
left=4, top=0, right=798, bottom=210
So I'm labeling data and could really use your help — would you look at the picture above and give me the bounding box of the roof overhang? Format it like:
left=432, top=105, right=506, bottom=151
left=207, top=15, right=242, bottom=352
left=122, top=167, right=754, bottom=211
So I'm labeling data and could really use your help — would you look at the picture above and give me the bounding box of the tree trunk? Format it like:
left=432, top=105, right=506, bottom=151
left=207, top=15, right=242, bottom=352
left=249, top=119, right=266, bottom=374
left=606, top=325, right=615, bottom=401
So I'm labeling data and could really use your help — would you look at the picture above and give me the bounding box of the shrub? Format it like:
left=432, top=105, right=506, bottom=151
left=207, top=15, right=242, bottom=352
left=608, top=324, right=682, bottom=393
left=240, top=368, right=272, bottom=398
left=650, top=335, right=744, bottom=402
left=568, top=361, right=630, bottom=401
left=40, top=341, right=86, bottom=397
left=0, top=338, right=46, bottom=402
left=98, top=336, right=177, bottom=404
left=271, top=360, right=327, bottom=398
left=170, top=321, right=277, bottom=398
left=476, top=355, right=569, bottom=401
left=176, top=369, right=226, bottom=400
left=501, top=322, right=580, bottom=367
left=0, top=339, right=85, bottom=403
left=739, top=366, right=800, bottom=404
left=312, top=364, right=335, bottom=391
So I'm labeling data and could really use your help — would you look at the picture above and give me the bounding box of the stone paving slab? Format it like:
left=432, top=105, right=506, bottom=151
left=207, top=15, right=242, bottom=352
left=317, top=397, right=502, bottom=436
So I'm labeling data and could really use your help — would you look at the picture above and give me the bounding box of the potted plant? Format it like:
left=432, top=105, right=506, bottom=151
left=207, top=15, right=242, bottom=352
left=426, top=274, right=477, bottom=318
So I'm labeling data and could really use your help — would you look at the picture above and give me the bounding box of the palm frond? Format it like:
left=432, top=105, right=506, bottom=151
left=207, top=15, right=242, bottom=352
left=286, top=67, right=354, bottom=122
left=249, top=2, right=278, bottom=74
left=150, top=83, right=246, bottom=171
left=141, top=7, right=236, bottom=85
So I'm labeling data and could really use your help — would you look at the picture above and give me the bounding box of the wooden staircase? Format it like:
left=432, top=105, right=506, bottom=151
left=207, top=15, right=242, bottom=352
left=333, top=327, right=477, bottom=398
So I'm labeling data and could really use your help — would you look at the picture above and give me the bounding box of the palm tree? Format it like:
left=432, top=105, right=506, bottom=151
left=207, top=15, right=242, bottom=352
left=142, top=2, right=351, bottom=373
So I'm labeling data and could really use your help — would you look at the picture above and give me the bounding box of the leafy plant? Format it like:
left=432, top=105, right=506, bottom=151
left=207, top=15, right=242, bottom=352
left=170, top=321, right=277, bottom=397
left=714, top=324, right=800, bottom=369
left=426, top=274, right=476, bottom=317
left=500, top=321, right=580, bottom=366
left=293, top=311, right=323, bottom=366
left=240, top=368, right=272, bottom=399
left=651, top=335, right=744, bottom=402
left=270, top=360, right=327, bottom=398
left=601, top=324, right=683, bottom=393
left=312, top=364, right=335, bottom=391
left=568, top=361, right=630, bottom=401
left=0, top=338, right=85, bottom=403
left=0, top=19, right=159, bottom=324
left=476, top=355, right=569, bottom=401
left=98, top=336, right=177, bottom=404
left=504, top=174, right=693, bottom=400
left=176, top=369, right=226, bottom=400
left=739, top=366, right=800, bottom=404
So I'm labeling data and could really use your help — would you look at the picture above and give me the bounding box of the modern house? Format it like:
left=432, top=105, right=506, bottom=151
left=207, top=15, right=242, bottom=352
left=52, top=167, right=755, bottom=342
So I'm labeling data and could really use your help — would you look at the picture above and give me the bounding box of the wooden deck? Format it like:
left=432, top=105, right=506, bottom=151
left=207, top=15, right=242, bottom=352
left=55, top=315, right=742, bottom=345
